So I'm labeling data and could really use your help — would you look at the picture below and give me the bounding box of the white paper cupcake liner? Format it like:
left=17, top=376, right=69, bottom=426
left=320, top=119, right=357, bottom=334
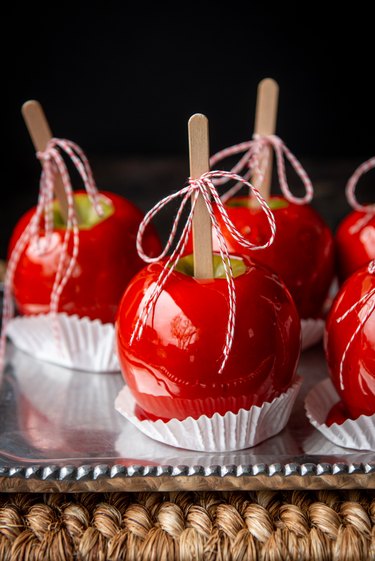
left=115, top=378, right=302, bottom=452
left=303, top=429, right=359, bottom=455
left=301, top=318, right=325, bottom=350
left=7, top=312, right=120, bottom=372
left=114, top=425, right=300, bottom=467
left=305, top=378, right=375, bottom=451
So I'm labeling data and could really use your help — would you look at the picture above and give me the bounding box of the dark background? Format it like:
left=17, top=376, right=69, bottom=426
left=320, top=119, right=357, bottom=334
left=2, top=6, right=374, bottom=257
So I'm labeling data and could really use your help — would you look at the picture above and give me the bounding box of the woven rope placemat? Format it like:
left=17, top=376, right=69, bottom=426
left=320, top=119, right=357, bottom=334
left=0, top=490, right=374, bottom=560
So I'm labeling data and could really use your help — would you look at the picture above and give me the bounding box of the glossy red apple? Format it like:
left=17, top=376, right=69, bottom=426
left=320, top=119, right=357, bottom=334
left=8, top=190, right=161, bottom=324
left=325, top=264, right=375, bottom=420
left=116, top=254, right=301, bottom=421
left=336, top=209, right=375, bottom=282
left=209, top=196, right=335, bottom=319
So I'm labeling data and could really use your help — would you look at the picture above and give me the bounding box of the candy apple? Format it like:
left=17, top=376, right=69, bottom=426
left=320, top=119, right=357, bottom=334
left=8, top=191, right=161, bottom=324
left=325, top=264, right=375, bottom=420
left=116, top=253, right=301, bottom=421
left=336, top=209, right=375, bottom=282
left=211, top=196, right=335, bottom=319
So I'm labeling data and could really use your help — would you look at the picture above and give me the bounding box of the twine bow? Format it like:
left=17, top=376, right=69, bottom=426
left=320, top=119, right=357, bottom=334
left=210, top=134, right=314, bottom=205
left=336, top=260, right=375, bottom=389
left=0, top=138, right=103, bottom=370
left=132, top=170, right=276, bottom=374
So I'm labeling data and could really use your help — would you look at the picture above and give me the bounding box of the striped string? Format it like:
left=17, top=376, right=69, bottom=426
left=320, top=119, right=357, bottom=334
left=346, top=156, right=375, bottom=212
left=346, top=157, right=375, bottom=235
left=336, top=260, right=375, bottom=390
left=132, top=170, right=276, bottom=375
left=210, top=134, right=314, bottom=205
left=0, top=138, right=103, bottom=371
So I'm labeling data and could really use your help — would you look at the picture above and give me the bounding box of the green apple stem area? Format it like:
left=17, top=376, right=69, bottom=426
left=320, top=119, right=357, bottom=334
left=52, top=193, right=114, bottom=230
left=174, top=254, right=247, bottom=279
left=227, top=196, right=289, bottom=210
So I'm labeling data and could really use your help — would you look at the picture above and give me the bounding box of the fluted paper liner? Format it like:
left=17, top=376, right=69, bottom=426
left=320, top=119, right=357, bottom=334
left=303, top=428, right=359, bottom=455
left=115, top=378, right=302, bottom=452
left=7, top=313, right=120, bottom=372
left=301, top=318, right=324, bottom=350
left=305, top=378, right=375, bottom=451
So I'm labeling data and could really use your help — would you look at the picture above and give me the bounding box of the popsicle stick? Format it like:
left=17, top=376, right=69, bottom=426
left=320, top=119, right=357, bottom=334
left=188, top=114, right=214, bottom=279
left=21, top=100, right=79, bottom=223
left=253, top=78, right=279, bottom=200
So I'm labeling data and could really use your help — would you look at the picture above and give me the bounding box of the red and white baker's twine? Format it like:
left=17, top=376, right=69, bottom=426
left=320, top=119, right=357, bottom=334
left=0, top=138, right=103, bottom=370
left=346, top=156, right=375, bottom=212
left=346, top=156, right=375, bottom=234
left=132, top=170, right=276, bottom=374
left=210, top=134, right=314, bottom=205
left=336, top=260, right=375, bottom=390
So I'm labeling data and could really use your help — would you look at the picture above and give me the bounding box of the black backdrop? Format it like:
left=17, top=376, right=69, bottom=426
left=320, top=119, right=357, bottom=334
left=2, top=5, right=374, bottom=257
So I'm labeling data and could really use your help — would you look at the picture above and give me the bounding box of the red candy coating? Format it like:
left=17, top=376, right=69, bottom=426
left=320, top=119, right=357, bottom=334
left=336, top=210, right=375, bottom=282
left=116, top=255, right=301, bottom=421
left=326, top=401, right=350, bottom=426
left=210, top=196, right=335, bottom=319
left=8, top=191, right=161, bottom=324
left=325, top=265, right=375, bottom=419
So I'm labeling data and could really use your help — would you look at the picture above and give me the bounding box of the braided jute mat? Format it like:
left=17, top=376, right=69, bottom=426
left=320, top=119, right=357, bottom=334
left=0, top=491, right=374, bottom=560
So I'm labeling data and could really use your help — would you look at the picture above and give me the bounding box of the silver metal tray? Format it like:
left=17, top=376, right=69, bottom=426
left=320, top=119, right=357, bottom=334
left=0, top=343, right=374, bottom=492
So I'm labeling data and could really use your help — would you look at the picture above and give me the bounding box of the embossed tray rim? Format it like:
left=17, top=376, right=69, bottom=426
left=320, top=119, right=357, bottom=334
left=0, top=343, right=374, bottom=492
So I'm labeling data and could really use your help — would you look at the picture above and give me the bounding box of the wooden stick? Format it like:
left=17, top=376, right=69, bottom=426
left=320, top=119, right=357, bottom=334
left=253, top=78, right=279, bottom=200
left=188, top=114, right=214, bottom=279
left=21, top=100, right=80, bottom=223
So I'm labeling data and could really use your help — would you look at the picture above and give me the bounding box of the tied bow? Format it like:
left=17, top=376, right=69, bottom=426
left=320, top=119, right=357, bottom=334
left=132, top=170, right=276, bottom=375
left=210, top=134, right=314, bottom=205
